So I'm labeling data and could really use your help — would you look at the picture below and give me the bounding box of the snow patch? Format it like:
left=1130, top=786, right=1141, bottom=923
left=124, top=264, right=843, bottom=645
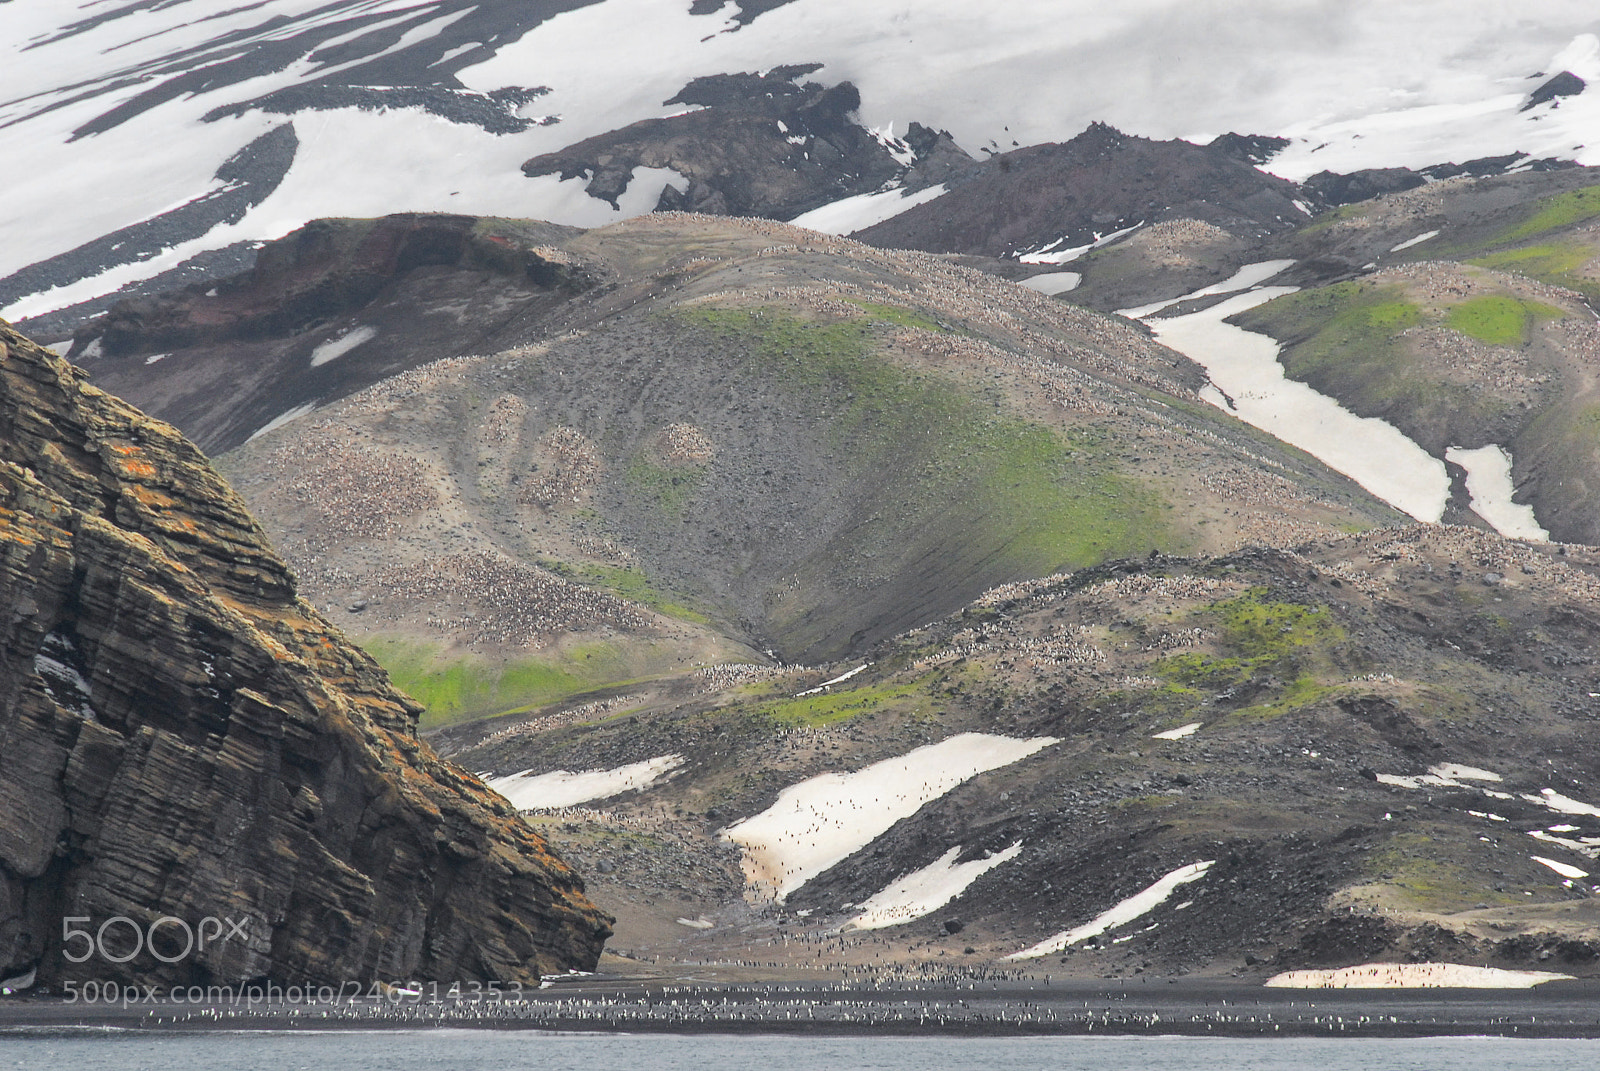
left=143, top=352, right=169, bottom=365
left=675, top=917, right=714, bottom=929
left=245, top=401, right=317, bottom=443
left=310, top=325, right=377, bottom=367
left=1152, top=722, right=1202, bottom=740
left=1390, top=230, right=1441, bottom=252
left=1018, top=271, right=1082, bottom=296
left=1005, top=860, right=1214, bottom=960
left=787, top=184, right=948, bottom=236
left=1145, top=287, right=1450, bottom=521
left=1526, top=788, right=1600, bottom=818
left=1117, top=259, right=1296, bottom=319
left=1019, top=223, right=1141, bottom=265
left=485, top=755, right=685, bottom=811
left=1532, top=855, right=1589, bottom=880
left=723, top=733, right=1058, bottom=901
left=1265, top=962, right=1573, bottom=988
left=1376, top=763, right=1503, bottom=790
left=1446, top=444, right=1548, bottom=541
left=794, top=663, right=871, bottom=697
left=845, top=842, right=1024, bottom=931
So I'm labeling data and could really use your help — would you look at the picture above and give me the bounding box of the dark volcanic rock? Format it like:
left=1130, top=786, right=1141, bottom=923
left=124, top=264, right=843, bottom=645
left=852, top=122, right=1312, bottom=258
left=1523, top=70, right=1586, bottom=111
left=0, top=125, right=298, bottom=314
left=0, top=322, right=611, bottom=988
left=1301, top=167, right=1428, bottom=206
left=68, top=214, right=593, bottom=454
left=520, top=72, right=966, bottom=219
left=1206, top=132, right=1291, bottom=167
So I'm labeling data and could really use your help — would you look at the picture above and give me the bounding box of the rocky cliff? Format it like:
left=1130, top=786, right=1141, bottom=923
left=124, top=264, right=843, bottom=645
left=0, top=321, right=610, bottom=988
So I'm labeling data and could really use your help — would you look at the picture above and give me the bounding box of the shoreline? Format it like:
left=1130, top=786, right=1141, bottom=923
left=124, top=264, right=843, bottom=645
left=5, top=977, right=1600, bottom=1039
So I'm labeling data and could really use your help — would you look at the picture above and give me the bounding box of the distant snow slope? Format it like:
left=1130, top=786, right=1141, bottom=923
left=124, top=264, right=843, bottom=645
left=723, top=732, right=1058, bottom=901
left=3, top=1, right=1597, bottom=318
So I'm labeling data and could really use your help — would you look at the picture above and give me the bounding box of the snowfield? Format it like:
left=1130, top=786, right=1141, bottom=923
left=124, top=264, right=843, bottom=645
left=722, top=733, right=1058, bottom=901
left=1264, top=963, right=1574, bottom=989
left=483, top=755, right=684, bottom=810
left=5, top=3, right=1599, bottom=316
left=1141, top=287, right=1452, bottom=523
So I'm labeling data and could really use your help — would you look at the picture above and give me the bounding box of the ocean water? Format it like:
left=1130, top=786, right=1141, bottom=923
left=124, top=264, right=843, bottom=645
left=3, top=1032, right=1599, bottom=1071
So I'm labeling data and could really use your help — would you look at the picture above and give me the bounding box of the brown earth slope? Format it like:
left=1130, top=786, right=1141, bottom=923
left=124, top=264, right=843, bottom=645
left=176, top=213, right=1408, bottom=726
left=0, top=321, right=610, bottom=989
left=447, top=526, right=1600, bottom=980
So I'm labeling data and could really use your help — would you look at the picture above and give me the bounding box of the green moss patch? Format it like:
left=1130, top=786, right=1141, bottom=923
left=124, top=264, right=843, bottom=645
left=364, top=637, right=631, bottom=728
left=846, top=299, right=949, bottom=333
left=673, top=306, right=1176, bottom=585
left=1490, top=184, right=1600, bottom=246
left=755, top=679, right=925, bottom=728
left=1468, top=242, right=1599, bottom=302
left=1234, top=282, right=1521, bottom=444
left=1158, top=587, right=1344, bottom=693
left=1445, top=295, right=1565, bottom=345
left=621, top=456, right=706, bottom=520
left=568, top=562, right=710, bottom=624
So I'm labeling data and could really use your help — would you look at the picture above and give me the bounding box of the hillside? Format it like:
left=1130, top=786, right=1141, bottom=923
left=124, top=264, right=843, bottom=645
left=1221, top=171, right=1600, bottom=545
left=78, top=210, right=1401, bottom=726
left=852, top=123, right=1312, bottom=259
left=440, top=525, right=1600, bottom=979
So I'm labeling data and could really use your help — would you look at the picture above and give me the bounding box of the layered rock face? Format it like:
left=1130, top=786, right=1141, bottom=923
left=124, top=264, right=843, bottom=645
left=0, top=322, right=610, bottom=988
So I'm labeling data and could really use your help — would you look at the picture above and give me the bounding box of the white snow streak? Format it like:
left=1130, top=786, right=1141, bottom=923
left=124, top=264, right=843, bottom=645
left=1005, top=860, right=1214, bottom=960
left=1265, top=962, right=1573, bottom=989
left=1532, top=855, right=1589, bottom=880
left=245, top=401, right=318, bottom=443
left=1145, top=287, right=1450, bottom=521
left=723, top=733, right=1058, bottom=901
left=1446, top=444, right=1548, bottom=541
left=485, top=754, right=684, bottom=810
left=1389, top=230, right=1441, bottom=252
left=788, top=184, right=949, bottom=236
left=1018, top=271, right=1082, bottom=296
left=845, top=842, right=1024, bottom=931
left=309, top=325, right=377, bottom=367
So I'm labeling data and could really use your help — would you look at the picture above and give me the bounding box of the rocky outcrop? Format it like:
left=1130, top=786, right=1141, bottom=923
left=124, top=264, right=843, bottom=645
left=853, top=122, right=1314, bottom=257
left=65, top=214, right=595, bottom=454
left=0, top=321, right=611, bottom=988
left=520, top=70, right=969, bottom=218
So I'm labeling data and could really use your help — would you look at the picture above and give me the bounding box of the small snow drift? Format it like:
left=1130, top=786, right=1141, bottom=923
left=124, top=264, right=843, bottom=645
left=722, top=733, right=1058, bottom=901
left=1152, top=722, right=1202, bottom=740
left=1532, top=855, right=1589, bottom=880
left=485, top=755, right=684, bottom=810
left=845, top=842, right=1024, bottom=931
left=1445, top=445, right=1547, bottom=541
left=789, top=184, right=950, bottom=236
left=1006, top=859, right=1214, bottom=960
left=1018, top=271, right=1082, bottom=296
left=1265, top=963, right=1574, bottom=988
left=310, top=325, right=378, bottom=367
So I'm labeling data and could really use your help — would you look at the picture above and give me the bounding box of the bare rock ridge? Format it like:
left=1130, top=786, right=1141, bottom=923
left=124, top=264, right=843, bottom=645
left=852, top=122, right=1315, bottom=258
left=64, top=213, right=593, bottom=455
left=521, top=69, right=970, bottom=218
left=0, top=321, right=610, bottom=988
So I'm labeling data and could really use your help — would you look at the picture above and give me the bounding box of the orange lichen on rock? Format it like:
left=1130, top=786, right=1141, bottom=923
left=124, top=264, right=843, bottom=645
left=0, top=319, right=611, bottom=989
